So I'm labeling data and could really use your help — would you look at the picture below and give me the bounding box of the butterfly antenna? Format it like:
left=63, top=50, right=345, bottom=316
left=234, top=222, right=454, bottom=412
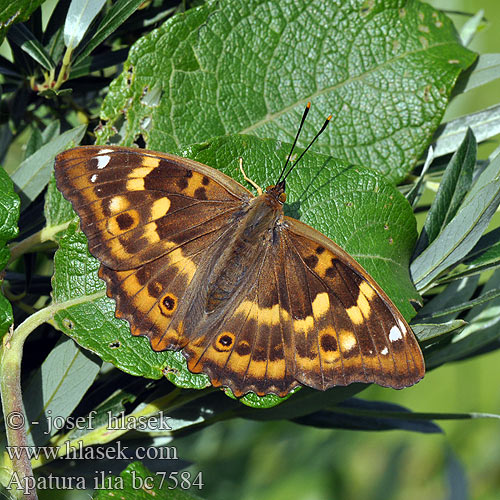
left=277, top=102, right=311, bottom=184
left=281, top=113, right=332, bottom=184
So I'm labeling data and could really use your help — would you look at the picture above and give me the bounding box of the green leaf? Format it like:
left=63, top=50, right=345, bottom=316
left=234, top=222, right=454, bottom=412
left=24, top=126, right=44, bottom=160
left=0, top=173, right=18, bottom=254
left=8, top=23, right=56, bottom=70
left=0, top=166, right=20, bottom=336
left=406, top=146, right=434, bottom=207
left=44, top=176, right=76, bottom=232
left=415, top=275, right=479, bottom=323
left=411, top=150, right=500, bottom=290
left=98, top=0, right=475, bottom=183
left=42, top=120, right=61, bottom=143
left=23, top=120, right=60, bottom=161
left=453, top=53, right=500, bottom=96
left=459, top=9, right=484, bottom=46
left=51, top=134, right=419, bottom=409
left=93, top=462, right=205, bottom=499
left=413, top=128, right=476, bottom=258
left=293, top=398, right=442, bottom=433
left=24, top=337, right=102, bottom=446
left=11, top=124, right=86, bottom=210
left=422, top=288, right=500, bottom=320
left=433, top=103, right=500, bottom=158
left=0, top=0, right=45, bottom=44
left=64, top=0, right=107, bottom=50
left=424, top=269, right=500, bottom=369
left=73, top=0, right=145, bottom=64
left=413, top=320, right=466, bottom=344
left=449, top=228, right=500, bottom=279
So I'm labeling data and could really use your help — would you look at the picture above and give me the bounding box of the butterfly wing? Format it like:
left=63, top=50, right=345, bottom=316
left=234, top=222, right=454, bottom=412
left=182, top=216, right=424, bottom=397
left=182, top=233, right=300, bottom=397
left=283, top=217, right=425, bottom=391
left=55, top=146, right=251, bottom=269
left=55, top=146, right=251, bottom=351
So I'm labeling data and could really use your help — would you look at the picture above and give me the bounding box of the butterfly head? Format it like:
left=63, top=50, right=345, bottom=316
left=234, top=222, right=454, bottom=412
left=265, top=181, right=287, bottom=204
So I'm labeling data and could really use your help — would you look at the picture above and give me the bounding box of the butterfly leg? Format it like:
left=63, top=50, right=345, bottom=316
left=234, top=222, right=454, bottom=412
left=239, top=157, right=263, bottom=195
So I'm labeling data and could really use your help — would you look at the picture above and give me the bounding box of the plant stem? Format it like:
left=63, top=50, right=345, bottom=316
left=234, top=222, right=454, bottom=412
left=0, top=320, right=42, bottom=499
left=53, top=47, right=73, bottom=90
left=8, top=221, right=72, bottom=264
left=0, top=291, right=103, bottom=498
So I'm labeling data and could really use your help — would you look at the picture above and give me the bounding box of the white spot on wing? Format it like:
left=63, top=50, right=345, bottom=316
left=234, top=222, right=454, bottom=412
left=98, top=148, right=114, bottom=154
left=389, top=325, right=403, bottom=342
left=381, top=347, right=388, bottom=355
left=397, top=318, right=407, bottom=335
left=90, top=174, right=98, bottom=183
left=96, top=155, right=110, bottom=169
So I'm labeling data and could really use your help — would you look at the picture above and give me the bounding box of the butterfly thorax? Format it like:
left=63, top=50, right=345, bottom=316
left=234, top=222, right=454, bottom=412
left=205, top=192, right=284, bottom=313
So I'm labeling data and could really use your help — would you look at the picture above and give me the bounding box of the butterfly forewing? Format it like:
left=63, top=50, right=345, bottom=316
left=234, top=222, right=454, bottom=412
left=54, top=146, right=250, bottom=270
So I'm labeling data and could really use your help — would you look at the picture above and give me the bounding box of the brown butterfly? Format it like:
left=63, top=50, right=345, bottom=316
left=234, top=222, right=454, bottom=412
left=54, top=104, right=424, bottom=397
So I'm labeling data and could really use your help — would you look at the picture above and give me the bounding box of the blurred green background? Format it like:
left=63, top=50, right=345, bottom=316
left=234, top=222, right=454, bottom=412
left=170, top=2, right=500, bottom=499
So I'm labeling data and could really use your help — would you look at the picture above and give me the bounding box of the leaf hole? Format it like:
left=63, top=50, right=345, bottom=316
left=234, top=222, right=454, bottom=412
left=109, top=341, right=121, bottom=349
left=163, top=367, right=179, bottom=376
left=140, top=84, right=162, bottom=107
left=360, top=0, right=374, bottom=16
left=126, top=65, right=134, bottom=86
left=135, top=134, right=147, bottom=149
left=62, top=318, right=74, bottom=330
left=140, top=116, right=152, bottom=132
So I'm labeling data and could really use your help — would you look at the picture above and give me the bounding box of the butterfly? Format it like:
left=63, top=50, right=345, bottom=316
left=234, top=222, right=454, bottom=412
left=54, top=104, right=425, bottom=397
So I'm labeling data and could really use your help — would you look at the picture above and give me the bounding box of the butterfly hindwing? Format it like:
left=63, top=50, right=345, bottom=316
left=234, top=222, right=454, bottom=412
left=182, top=238, right=299, bottom=397
left=180, top=214, right=424, bottom=397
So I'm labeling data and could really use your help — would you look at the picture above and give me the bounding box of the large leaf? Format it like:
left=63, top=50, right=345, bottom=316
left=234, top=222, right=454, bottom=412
left=98, top=0, right=475, bottom=183
left=50, top=134, right=418, bottom=409
left=0, top=166, right=20, bottom=336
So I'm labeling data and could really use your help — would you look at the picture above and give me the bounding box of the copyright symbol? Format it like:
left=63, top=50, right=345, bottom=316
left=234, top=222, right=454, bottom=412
left=6, top=412, right=25, bottom=430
